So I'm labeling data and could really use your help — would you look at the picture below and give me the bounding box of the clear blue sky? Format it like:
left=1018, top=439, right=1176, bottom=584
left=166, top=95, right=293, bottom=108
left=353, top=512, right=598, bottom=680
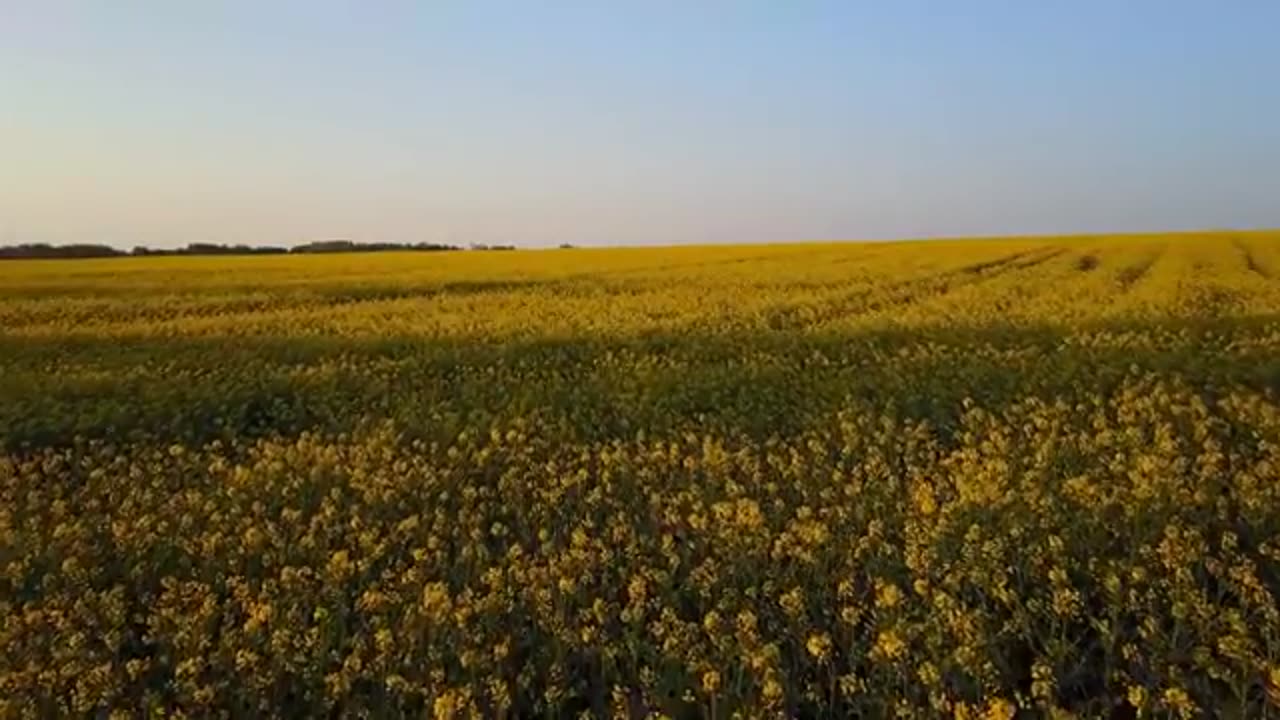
left=3, top=2, right=1277, bottom=248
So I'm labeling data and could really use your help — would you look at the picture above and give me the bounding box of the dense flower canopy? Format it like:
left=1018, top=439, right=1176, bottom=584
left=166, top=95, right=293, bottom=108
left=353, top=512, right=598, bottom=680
left=3, top=232, right=1280, bottom=717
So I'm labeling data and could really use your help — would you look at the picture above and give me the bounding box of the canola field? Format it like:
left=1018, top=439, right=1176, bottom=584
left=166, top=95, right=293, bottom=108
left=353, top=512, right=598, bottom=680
left=4, top=232, right=1280, bottom=718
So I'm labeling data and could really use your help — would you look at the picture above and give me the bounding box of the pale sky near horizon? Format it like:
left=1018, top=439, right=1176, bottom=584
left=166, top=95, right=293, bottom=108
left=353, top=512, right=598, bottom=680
left=2, top=2, right=1278, bottom=249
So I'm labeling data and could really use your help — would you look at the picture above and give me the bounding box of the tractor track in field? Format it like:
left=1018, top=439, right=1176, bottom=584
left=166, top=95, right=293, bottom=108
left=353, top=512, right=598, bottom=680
left=596, top=248, right=832, bottom=278
left=761, top=246, right=1067, bottom=330
left=1234, top=239, right=1271, bottom=279
left=1075, top=254, right=1100, bottom=272
left=1115, top=248, right=1163, bottom=291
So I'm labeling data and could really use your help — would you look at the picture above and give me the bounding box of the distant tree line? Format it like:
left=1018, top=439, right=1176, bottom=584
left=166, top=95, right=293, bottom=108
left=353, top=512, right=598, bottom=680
left=287, top=240, right=464, bottom=254
left=131, top=243, right=289, bottom=257
left=0, top=240, right=496, bottom=260
left=0, top=244, right=126, bottom=259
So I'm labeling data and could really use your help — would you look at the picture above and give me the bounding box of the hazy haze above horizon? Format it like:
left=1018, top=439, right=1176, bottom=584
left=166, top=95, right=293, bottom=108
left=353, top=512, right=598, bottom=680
left=2, top=1, right=1278, bottom=249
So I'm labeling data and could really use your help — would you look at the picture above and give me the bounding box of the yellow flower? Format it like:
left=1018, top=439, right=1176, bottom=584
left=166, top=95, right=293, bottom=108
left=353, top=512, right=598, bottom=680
left=433, top=689, right=460, bottom=719
left=1162, top=687, right=1195, bottom=717
left=421, top=581, right=452, bottom=616
left=984, top=697, right=1016, bottom=720
left=762, top=676, right=783, bottom=703
left=779, top=587, right=806, bottom=617
left=875, top=580, right=903, bottom=610
left=1267, top=666, right=1280, bottom=706
left=325, top=550, right=353, bottom=580
left=806, top=632, right=832, bottom=661
left=873, top=629, right=906, bottom=660
left=1127, top=685, right=1146, bottom=709
left=701, top=670, right=721, bottom=693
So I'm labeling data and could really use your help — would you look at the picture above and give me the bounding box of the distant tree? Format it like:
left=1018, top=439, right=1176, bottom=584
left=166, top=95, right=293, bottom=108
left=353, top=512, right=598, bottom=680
left=292, top=240, right=358, bottom=254
left=186, top=243, right=231, bottom=255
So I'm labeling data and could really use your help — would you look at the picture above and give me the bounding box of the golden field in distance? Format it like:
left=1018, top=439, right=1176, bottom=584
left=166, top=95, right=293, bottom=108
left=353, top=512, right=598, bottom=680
left=3, top=231, right=1280, bottom=717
